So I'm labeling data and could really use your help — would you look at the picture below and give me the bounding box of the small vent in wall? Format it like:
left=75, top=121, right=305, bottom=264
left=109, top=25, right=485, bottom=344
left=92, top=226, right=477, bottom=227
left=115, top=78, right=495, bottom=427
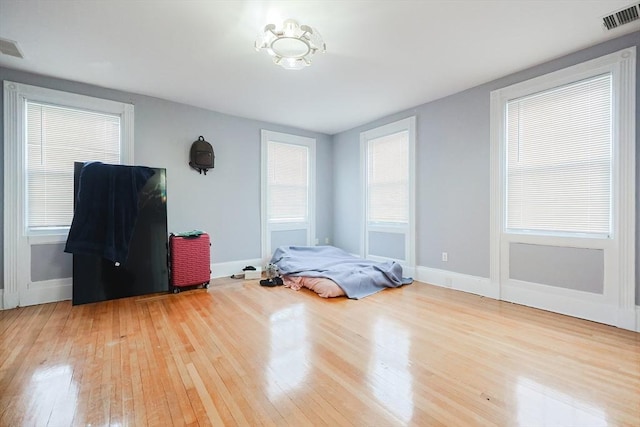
left=602, top=3, right=640, bottom=30
left=0, top=38, right=23, bottom=58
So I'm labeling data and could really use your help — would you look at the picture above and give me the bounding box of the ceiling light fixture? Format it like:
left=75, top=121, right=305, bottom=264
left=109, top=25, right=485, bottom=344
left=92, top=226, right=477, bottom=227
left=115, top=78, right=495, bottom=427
left=255, top=19, right=326, bottom=70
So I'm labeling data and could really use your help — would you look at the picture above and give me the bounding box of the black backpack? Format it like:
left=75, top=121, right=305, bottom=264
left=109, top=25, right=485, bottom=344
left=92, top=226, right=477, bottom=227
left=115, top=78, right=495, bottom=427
left=189, top=136, right=215, bottom=175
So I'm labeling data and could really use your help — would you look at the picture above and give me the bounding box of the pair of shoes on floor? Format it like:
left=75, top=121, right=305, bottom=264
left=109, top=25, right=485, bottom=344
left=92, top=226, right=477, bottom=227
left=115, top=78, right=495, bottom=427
left=260, top=277, right=283, bottom=287
left=230, top=273, right=244, bottom=279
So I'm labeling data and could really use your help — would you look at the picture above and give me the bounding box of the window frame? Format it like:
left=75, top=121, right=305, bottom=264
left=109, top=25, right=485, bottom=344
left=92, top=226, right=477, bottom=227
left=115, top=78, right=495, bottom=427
left=4, top=81, right=134, bottom=241
left=260, top=129, right=316, bottom=260
left=504, top=73, right=614, bottom=238
left=265, top=139, right=311, bottom=224
left=491, top=48, right=634, bottom=242
left=365, top=129, right=410, bottom=225
left=25, top=100, right=124, bottom=234
left=489, top=47, right=636, bottom=329
left=360, top=116, right=416, bottom=267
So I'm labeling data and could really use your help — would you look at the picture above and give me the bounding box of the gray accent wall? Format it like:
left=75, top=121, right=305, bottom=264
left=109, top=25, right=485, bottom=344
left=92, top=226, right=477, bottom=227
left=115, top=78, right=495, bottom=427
left=333, top=31, right=640, bottom=303
left=31, top=243, right=72, bottom=282
left=368, top=231, right=405, bottom=260
left=509, top=244, right=604, bottom=294
left=0, top=67, right=334, bottom=289
left=271, top=229, right=308, bottom=250
left=132, top=95, right=333, bottom=264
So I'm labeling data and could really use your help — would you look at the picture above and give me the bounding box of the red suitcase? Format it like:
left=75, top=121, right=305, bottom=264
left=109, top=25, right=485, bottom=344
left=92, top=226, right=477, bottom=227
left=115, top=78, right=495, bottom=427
left=169, top=232, right=211, bottom=293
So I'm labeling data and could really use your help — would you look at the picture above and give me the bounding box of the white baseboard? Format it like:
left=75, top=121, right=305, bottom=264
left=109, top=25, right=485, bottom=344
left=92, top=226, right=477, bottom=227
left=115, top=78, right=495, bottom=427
left=1, top=257, right=263, bottom=309
left=21, top=278, right=72, bottom=307
left=501, top=279, right=622, bottom=329
left=2, top=290, right=18, bottom=310
left=415, top=266, right=498, bottom=299
left=5, top=266, right=637, bottom=331
left=1, top=278, right=72, bottom=309
left=403, top=265, right=416, bottom=279
left=210, top=258, right=263, bottom=279
left=615, top=307, right=637, bottom=332
left=415, top=266, right=638, bottom=332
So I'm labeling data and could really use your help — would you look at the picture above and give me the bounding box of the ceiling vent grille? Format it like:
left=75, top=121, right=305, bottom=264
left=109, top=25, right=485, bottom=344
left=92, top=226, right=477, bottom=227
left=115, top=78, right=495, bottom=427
left=0, top=38, right=23, bottom=58
left=602, top=3, right=640, bottom=30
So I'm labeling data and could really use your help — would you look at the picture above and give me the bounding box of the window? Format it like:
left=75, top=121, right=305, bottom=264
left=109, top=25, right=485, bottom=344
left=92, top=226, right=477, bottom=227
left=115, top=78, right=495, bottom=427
left=261, top=130, right=315, bottom=258
left=4, top=81, right=135, bottom=308
left=26, top=102, right=122, bottom=231
left=267, top=141, right=309, bottom=222
left=360, top=117, right=415, bottom=266
left=505, top=74, right=612, bottom=236
left=489, top=47, right=635, bottom=329
left=366, top=130, right=409, bottom=224
left=4, top=81, right=134, bottom=236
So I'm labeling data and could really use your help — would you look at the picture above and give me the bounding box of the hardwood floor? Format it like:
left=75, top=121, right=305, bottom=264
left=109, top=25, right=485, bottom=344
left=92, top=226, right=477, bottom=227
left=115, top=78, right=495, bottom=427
left=1, top=279, right=639, bottom=426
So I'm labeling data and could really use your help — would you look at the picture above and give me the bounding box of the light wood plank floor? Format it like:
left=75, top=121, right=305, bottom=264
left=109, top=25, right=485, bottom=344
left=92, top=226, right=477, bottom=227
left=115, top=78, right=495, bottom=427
left=1, top=279, right=639, bottom=426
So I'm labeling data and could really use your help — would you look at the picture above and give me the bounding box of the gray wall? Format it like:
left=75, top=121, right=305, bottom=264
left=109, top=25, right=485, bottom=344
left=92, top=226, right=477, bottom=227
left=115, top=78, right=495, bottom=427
left=271, top=229, right=308, bottom=251
left=368, top=231, right=405, bottom=260
left=509, top=244, right=604, bottom=294
left=333, top=31, right=640, bottom=303
left=0, top=68, right=334, bottom=288
left=30, top=243, right=72, bottom=282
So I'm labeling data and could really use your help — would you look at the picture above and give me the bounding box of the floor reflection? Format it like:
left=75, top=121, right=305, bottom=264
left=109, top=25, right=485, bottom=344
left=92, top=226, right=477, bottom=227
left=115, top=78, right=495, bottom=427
left=267, top=303, right=309, bottom=400
left=369, top=317, right=414, bottom=423
left=517, top=377, right=607, bottom=426
left=30, top=364, right=78, bottom=426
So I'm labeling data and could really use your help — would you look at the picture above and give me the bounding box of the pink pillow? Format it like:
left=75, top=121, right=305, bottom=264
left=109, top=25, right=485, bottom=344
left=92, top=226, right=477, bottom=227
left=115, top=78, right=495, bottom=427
left=300, top=277, right=345, bottom=298
left=282, top=275, right=345, bottom=298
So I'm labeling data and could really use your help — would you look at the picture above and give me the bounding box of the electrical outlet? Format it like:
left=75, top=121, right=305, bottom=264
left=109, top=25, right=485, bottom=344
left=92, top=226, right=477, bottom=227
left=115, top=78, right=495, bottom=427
left=442, top=252, right=448, bottom=262
left=325, top=237, right=330, bottom=244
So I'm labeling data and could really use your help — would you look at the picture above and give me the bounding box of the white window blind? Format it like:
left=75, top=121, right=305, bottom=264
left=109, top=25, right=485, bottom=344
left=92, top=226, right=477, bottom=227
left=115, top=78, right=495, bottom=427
left=367, top=131, right=409, bottom=223
left=267, top=141, right=308, bottom=222
left=26, top=101, right=121, bottom=230
left=506, top=73, right=612, bottom=235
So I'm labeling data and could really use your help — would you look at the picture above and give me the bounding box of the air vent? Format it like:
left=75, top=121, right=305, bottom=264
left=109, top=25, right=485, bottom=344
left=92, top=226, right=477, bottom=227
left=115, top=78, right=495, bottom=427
left=0, top=38, right=23, bottom=58
left=602, top=3, right=640, bottom=30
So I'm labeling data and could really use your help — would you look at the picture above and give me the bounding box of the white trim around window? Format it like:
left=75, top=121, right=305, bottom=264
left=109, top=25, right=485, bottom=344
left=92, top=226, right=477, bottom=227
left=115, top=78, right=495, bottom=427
left=360, top=116, right=416, bottom=274
left=489, top=47, right=636, bottom=330
left=260, top=130, right=316, bottom=262
left=3, top=81, right=134, bottom=309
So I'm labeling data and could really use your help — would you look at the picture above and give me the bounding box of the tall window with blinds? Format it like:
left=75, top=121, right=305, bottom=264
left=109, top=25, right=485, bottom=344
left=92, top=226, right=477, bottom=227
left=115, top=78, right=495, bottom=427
left=505, top=74, right=612, bottom=237
left=366, top=131, right=409, bottom=224
left=267, top=141, right=309, bottom=222
left=260, top=130, right=316, bottom=258
left=26, top=101, right=122, bottom=232
left=360, top=116, right=415, bottom=266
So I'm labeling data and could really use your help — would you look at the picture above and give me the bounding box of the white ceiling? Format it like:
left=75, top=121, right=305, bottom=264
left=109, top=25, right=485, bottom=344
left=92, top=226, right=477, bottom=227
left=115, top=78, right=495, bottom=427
left=0, top=0, right=638, bottom=135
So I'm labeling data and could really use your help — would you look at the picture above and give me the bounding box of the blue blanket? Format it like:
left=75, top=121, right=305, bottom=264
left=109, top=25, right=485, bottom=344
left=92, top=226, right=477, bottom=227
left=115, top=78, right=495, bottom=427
left=270, top=245, right=413, bottom=299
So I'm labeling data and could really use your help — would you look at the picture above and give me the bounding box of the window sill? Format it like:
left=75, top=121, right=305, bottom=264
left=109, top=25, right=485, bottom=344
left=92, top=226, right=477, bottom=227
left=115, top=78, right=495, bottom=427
left=27, top=234, right=68, bottom=245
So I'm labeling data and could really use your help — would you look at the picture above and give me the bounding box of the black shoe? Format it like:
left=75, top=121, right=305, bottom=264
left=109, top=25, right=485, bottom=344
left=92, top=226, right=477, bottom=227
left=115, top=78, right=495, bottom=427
left=260, top=279, right=276, bottom=287
left=243, top=265, right=256, bottom=271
